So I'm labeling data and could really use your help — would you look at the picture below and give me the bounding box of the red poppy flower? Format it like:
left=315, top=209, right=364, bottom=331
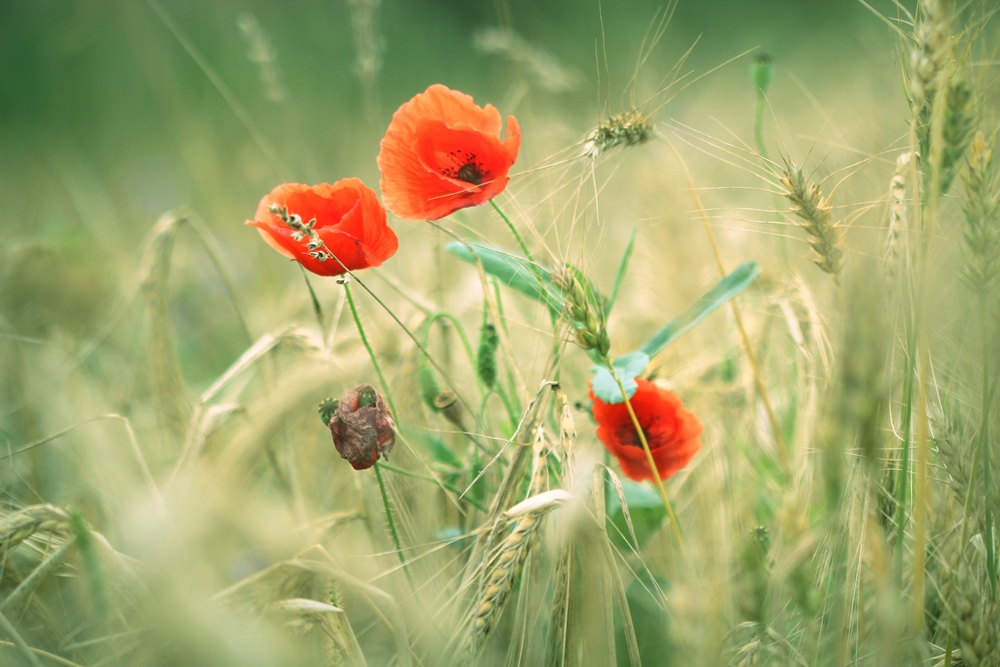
left=246, top=178, right=398, bottom=277
left=589, top=379, right=703, bottom=482
left=377, top=84, right=521, bottom=221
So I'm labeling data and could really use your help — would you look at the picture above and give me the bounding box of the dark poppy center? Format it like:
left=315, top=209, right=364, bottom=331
left=439, top=149, right=489, bottom=186
left=615, top=423, right=646, bottom=449
left=457, top=163, right=483, bottom=185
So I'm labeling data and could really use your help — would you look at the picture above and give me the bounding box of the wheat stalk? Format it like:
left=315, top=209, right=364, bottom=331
left=465, top=490, right=571, bottom=661
left=780, top=166, right=843, bottom=281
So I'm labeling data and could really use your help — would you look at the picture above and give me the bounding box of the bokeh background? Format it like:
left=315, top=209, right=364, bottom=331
left=0, top=0, right=906, bottom=402
left=0, top=1, right=949, bottom=664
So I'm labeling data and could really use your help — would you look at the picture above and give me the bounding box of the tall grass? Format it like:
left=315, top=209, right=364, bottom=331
left=1, top=1, right=999, bottom=666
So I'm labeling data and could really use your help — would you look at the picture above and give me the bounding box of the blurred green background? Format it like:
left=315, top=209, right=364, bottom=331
left=0, top=0, right=903, bottom=443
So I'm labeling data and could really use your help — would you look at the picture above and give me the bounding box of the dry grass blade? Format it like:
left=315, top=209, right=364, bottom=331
left=140, top=212, right=190, bottom=439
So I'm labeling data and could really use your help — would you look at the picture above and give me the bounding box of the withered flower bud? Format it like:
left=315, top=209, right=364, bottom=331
left=320, top=384, right=396, bottom=470
left=432, top=389, right=465, bottom=429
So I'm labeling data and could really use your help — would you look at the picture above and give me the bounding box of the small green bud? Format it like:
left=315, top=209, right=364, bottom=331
left=418, top=364, right=441, bottom=410
left=576, top=329, right=598, bottom=349
left=476, top=323, right=499, bottom=388
left=752, top=54, right=774, bottom=93
left=318, top=397, right=339, bottom=426
left=357, top=385, right=377, bottom=408
left=597, top=330, right=611, bottom=358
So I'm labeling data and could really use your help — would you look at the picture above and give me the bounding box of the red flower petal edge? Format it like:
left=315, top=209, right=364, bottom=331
left=377, top=84, right=521, bottom=221
left=246, top=178, right=398, bottom=277
left=589, top=379, right=703, bottom=482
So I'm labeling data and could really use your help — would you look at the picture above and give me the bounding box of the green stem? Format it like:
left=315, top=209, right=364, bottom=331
left=373, top=462, right=414, bottom=587
left=893, top=321, right=916, bottom=580
left=753, top=90, right=768, bottom=161
left=341, top=280, right=411, bottom=585
left=343, top=281, right=396, bottom=415
left=980, top=291, right=997, bottom=595
left=607, top=359, right=686, bottom=554
left=489, top=200, right=546, bottom=286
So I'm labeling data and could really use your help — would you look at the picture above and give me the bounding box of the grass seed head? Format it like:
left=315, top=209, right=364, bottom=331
left=780, top=166, right=843, bottom=280
left=552, top=265, right=611, bottom=358
left=962, top=130, right=1000, bottom=292
left=582, top=109, right=653, bottom=159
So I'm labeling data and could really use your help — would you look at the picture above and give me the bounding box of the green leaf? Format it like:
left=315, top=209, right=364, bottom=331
left=606, top=227, right=637, bottom=316
left=639, top=261, right=760, bottom=358
left=590, top=352, right=650, bottom=404
left=445, top=242, right=562, bottom=314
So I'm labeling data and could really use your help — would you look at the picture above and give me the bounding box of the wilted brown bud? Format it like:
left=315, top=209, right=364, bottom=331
left=432, top=389, right=465, bottom=429
left=321, top=384, right=396, bottom=470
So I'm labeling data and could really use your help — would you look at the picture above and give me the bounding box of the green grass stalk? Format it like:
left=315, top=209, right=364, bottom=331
left=489, top=200, right=546, bottom=286
left=609, top=364, right=686, bottom=554
left=342, top=280, right=412, bottom=587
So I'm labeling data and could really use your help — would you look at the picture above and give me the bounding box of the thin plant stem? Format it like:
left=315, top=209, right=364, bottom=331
left=341, top=280, right=412, bottom=586
left=490, top=200, right=534, bottom=265
left=608, top=362, right=686, bottom=554
left=909, top=73, right=951, bottom=629
left=343, top=281, right=395, bottom=415
left=670, top=143, right=791, bottom=479
left=753, top=89, right=768, bottom=162
left=489, top=200, right=548, bottom=287
left=980, top=291, right=997, bottom=595
left=372, top=462, right=414, bottom=587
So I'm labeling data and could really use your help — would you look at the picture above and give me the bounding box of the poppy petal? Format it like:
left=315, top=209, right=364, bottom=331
left=589, top=379, right=703, bottom=483
left=246, top=178, right=397, bottom=277
left=378, top=84, right=520, bottom=221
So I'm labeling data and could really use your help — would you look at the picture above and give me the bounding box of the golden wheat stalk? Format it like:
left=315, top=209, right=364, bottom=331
left=465, top=490, right=571, bottom=660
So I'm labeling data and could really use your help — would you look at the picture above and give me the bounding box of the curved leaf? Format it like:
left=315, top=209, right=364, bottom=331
left=444, top=241, right=563, bottom=314
left=640, top=261, right=760, bottom=358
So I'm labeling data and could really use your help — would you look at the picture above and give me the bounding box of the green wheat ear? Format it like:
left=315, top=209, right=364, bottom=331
left=318, top=397, right=339, bottom=425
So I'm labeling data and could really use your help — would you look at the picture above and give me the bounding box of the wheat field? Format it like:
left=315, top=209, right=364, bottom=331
left=1, top=0, right=999, bottom=665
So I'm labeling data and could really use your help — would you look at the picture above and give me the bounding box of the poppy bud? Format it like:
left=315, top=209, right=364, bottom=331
left=752, top=54, right=774, bottom=93
left=322, top=384, right=396, bottom=470
left=433, top=389, right=466, bottom=430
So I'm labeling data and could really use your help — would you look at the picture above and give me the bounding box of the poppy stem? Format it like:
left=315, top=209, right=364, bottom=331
left=341, top=280, right=413, bottom=587
left=489, top=200, right=545, bottom=283
left=608, top=367, right=686, bottom=555
left=342, top=281, right=396, bottom=415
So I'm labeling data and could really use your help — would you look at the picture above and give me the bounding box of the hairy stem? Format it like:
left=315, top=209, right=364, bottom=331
left=342, top=280, right=412, bottom=585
